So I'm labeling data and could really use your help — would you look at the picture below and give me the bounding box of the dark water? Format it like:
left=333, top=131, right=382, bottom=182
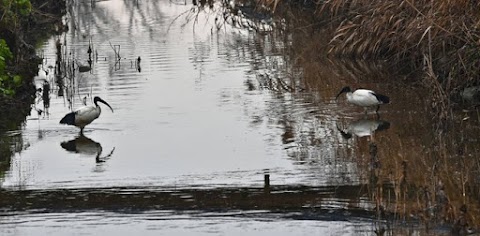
left=1, top=0, right=478, bottom=235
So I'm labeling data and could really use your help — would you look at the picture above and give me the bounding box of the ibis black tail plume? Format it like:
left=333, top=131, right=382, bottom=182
left=374, top=93, right=390, bottom=104
left=60, top=112, right=75, bottom=125
left=377, top=121, right=391, bottom=131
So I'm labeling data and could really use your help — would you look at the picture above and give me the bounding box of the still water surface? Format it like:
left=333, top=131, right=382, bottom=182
left=0, top=0, right=466, bottom=235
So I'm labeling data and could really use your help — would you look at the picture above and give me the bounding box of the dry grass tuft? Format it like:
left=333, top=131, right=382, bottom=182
left=318, top=0, right=480, bottom=113
left=251, top=0, right=480, bottom=116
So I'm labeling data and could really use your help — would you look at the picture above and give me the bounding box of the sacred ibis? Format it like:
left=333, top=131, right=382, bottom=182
left=336, top=86, right=390, bottom=113
left=60, top=96, right=114, bottom=134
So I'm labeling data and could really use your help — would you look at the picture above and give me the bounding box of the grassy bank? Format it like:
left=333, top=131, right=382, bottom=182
left=0, top=0, right=66, bottom=131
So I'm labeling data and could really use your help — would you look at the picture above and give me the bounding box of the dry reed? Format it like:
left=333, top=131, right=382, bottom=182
left=253, top=0, right=480, bottom=114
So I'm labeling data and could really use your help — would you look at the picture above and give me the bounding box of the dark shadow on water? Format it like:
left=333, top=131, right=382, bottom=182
left=0, top=184, right=382, bottom=218
left=0, top=184, right=453, bottom=235
left=61, top=135, right=115, bottom=163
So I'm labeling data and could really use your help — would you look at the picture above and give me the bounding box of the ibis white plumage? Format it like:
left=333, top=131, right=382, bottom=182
left=336, top=86, right=390, bottom=113
left=60, top=96, right=114, bottom=134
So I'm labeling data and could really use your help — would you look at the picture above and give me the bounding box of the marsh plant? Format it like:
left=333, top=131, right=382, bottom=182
left=246, top=0, right=480, bottom=117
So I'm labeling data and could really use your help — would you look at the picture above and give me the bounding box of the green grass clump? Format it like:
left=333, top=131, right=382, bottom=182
left=0, top=38, right=22, bottom=97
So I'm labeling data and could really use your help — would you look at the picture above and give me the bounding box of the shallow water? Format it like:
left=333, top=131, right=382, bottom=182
left=0, top=0, right=478, bottom=235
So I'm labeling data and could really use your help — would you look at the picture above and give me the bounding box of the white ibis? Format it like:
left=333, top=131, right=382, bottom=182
left=60, top=96, right=114, bottom=134
left=336, top=86, right=390, bottom=113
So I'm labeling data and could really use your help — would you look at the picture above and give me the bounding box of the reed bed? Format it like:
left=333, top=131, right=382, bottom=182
left=222, top=1, right=480, bottom=231
left=149, top=1, right=480, bottom=234
left=253, top=0, right=480, bottom=116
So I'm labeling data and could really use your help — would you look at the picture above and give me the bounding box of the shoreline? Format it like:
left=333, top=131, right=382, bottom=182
left=0, top=0, right=66, bottom=132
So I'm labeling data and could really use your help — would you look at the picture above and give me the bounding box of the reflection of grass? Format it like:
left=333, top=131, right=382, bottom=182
left=0, top=132, right=24, bottom=186
left=228, top=4, right=480, bottom=231
left=359, top=123, right=480, bottom=232
left=0, top=145, right=9, bottom=182
left=267, top=7, right=480, bottom=230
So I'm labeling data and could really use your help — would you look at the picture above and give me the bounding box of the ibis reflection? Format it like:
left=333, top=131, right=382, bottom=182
left=337, top=119, right=390, bottom=140
left=61, top=135, right=115, bottom=162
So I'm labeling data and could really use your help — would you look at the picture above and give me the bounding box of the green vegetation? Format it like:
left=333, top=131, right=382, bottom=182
left=0, top=0, right=65, bottom=133
left=0, top=0, right=32, bottom=23
left=0, top=0, right=32, bottom=97
left=0, top=38, right=22, bottom=96
left=0, top=39, right=12, bottom=73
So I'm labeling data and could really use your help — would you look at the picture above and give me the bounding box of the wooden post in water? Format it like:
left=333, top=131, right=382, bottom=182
left=264, top=174, right=270, bottom=194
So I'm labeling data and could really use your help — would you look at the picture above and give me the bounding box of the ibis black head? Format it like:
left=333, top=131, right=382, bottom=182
left=336, top=86, right=352, bottom=100
left=93, top=96, right=114, bottom=113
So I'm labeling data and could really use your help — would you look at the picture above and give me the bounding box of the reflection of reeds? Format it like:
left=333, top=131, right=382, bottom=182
left=109, top=42, right=121, bottom=60
left=0, top=133, right=23, bottom=174
left=53, top=35, right=94, bottom=111
left=360, top=122, right=480, bottom=232
left=222, top=1, right=480, bottom=231
left=177, top=0, right=274, bottom=33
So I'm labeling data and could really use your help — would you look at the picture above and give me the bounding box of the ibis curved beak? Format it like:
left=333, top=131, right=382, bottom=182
left=335, top=86, right=351, bottom=100
left=98, top=98, right=114, bottom=113
left=335, top=91, right=344, bottom=100
left=336, top=124, right=352, bottom=139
